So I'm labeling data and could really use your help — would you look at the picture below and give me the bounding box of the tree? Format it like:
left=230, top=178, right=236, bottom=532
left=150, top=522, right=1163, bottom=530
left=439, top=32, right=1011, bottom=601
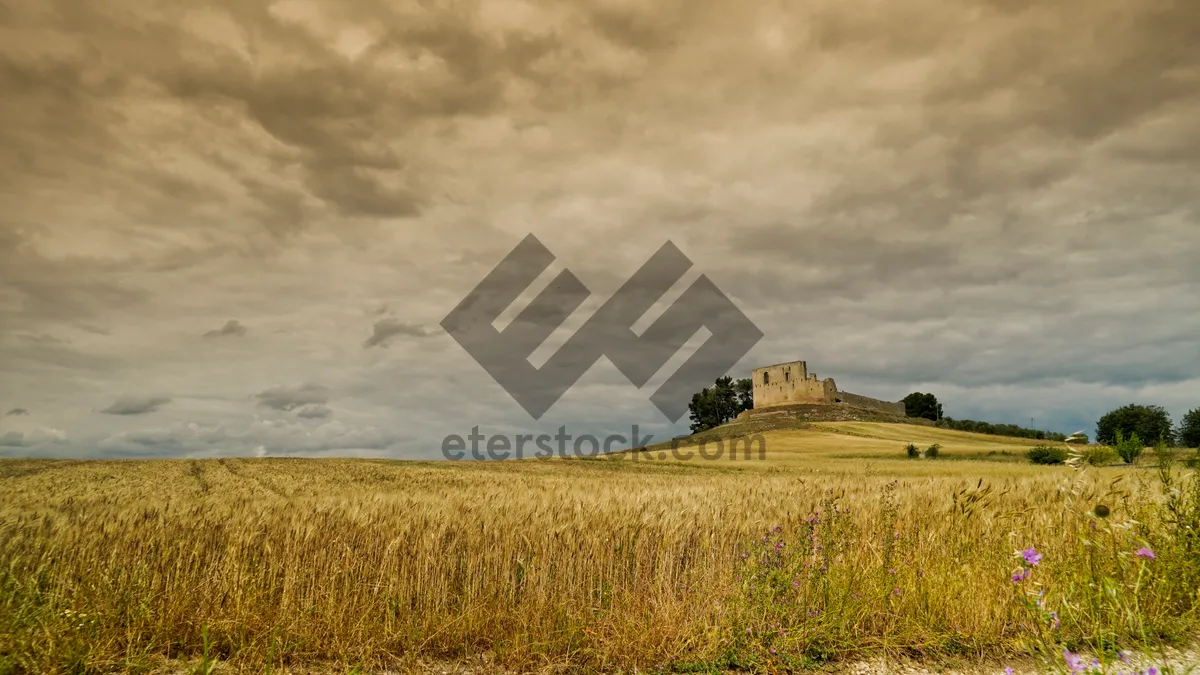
left=1096, top=404, right=1174, bottom=446
left=1179, top=408, right=1200, bottom=449
left=902, top=392, right=943, bottom=421
left=734, top=377, right=754, bottom=413
left=687, top=376, right=744, bottom=433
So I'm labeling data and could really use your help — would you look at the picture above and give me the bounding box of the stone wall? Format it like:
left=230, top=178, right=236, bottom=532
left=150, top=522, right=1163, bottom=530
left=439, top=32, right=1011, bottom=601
left=751, top=360, right=904, bottom=416
left=836, top=391, right=906, bottom=417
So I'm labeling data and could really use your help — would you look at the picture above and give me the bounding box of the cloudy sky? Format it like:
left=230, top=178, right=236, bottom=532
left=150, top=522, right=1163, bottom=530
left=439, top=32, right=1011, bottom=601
left=2, top=0, right=1198, bottom=459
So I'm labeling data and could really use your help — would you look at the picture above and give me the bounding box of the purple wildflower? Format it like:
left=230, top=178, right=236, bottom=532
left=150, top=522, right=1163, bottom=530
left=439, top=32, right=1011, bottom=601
left=1118, top=652, right=1130, bottom=664
left=1021, top=547, right=1043, bottom=567
left=1148, top=667, right=1159, bottom=675
left=1135, top=547, right=1156, bottom=560
left=1063, top=649, right=1085, bottom=673
left=1005, top=668, right=1013, bottom=675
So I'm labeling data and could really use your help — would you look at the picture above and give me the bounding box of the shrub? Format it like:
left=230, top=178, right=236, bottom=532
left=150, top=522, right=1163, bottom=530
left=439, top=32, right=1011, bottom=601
left=926, top=443, right=941, bottom=459
left=1114, top=430, right=1144, bottom=465
left=1071, top=444, right=1118, bottom=467
left=1065, top=433, right=1089, bottom=445
left=1027, top=445, right=1068, bottom=465
left=904, top=443, right=920, bottom=459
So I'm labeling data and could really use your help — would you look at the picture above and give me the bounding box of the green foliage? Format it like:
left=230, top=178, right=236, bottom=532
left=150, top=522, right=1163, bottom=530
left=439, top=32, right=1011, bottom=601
left=1065, top=433, right=1089, bottom=445
left=1071, top=444, right=1118, bottom=467
left=1027, top=445, right=1068, bottom=465
left=925, top=444, right=940, bottom=459
left=734, top=377, right=754, bottom=413
left=1179, top=407, right=1200, bottom=449
left=902, top=392, right=942, bottom=421
left=1096, top=404, right=1174, bottom=447
left=935, top=417, right=1067, bottom=441
left=688, top=376, right=753, bottom=433
left=904, top=443, right=920, bottom=459
left=1113, top=430, right=1144, bottom=465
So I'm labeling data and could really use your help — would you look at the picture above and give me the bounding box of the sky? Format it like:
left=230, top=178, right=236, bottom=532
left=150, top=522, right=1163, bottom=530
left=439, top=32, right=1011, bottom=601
left=2, top=0, right=1199, bottom=459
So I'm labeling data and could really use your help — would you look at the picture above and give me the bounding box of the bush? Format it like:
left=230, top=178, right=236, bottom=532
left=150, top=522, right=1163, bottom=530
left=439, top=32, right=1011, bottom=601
left=1066, top=433, right=1089, bottom=445
left=905, top=443, right=920, bottom=459
left=926, top=443, right=940, bottom=459
left=1027, top=445, right=1068, bottom=465
left=1114, top=430, right=1144, bottom=465
left=1071, top=444, right=1119, bottom=467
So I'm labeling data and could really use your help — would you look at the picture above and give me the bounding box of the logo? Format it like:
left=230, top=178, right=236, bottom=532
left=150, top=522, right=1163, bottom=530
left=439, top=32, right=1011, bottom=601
left=441, top=234, right=762, bottom=422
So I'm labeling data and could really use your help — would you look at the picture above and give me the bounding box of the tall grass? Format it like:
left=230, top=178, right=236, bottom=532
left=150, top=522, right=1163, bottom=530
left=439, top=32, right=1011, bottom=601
left=0, top=452, right=1197, bottom=673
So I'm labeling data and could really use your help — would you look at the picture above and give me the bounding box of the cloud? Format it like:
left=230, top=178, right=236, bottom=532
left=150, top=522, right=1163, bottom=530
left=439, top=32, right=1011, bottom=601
left=363, top=318, right=433, bottom=348
left=98, top=396, right=173, bottom=416
left=295, top=404, right=333, bottom=419
left=203, top=319, right=247, bottom=338
left=254, top=383, right=330, bottom=411
left=97, top=418, right=396, bottom=457
left=5, top=408, right=29, bottom=416
left=0, top=0, right=1198, bottom=455
left=0, top=427, right=69, bottom=448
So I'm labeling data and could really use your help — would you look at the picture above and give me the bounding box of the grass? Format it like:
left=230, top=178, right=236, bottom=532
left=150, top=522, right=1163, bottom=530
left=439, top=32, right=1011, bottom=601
left=0, top=422, right=1197, bottom=673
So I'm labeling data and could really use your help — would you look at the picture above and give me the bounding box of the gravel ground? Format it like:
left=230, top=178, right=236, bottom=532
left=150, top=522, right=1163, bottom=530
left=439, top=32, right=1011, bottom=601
left=150, top=646, right=1200, bottom=674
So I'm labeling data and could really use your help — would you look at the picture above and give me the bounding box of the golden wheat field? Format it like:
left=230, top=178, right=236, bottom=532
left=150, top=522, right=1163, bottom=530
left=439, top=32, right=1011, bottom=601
left=1, top=422, right=1197, bottom=674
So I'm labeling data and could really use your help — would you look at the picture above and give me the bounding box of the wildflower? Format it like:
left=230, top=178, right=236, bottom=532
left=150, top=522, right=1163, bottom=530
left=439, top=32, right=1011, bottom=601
left=1021, top=547, right=1043, bottom=567
left=1063, top=649, right=1085, bottom=673
left=1148, top=667, right=1159, bottom=675
left=1011, top=569, right=1029, bottom=584
left=1135, top=547, right=1156, bottom=560
left=1005, top=668, right=1014, bottom=675
left=1118, top=652, right=1130, bottom=664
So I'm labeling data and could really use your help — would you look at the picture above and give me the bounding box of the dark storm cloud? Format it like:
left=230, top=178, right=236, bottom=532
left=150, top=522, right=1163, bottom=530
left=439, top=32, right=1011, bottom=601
left=363, top=319, right=434, bottom=348
left=254, top=383, right=330, bottom=411
left=203, top=319, right=247, bottom=338
left=1, top=0, right=1198, bottom=453
left=98, top=395, right=173, bottom=416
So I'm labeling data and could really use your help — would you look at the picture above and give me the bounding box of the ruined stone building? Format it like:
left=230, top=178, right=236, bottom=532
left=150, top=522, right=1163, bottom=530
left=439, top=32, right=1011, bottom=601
left=751, top=360, right=905, bottom=416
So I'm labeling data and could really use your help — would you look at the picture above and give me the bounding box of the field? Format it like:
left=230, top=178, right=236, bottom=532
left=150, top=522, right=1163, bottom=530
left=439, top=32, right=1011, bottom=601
left=1, top=422, right=1198, bottom=674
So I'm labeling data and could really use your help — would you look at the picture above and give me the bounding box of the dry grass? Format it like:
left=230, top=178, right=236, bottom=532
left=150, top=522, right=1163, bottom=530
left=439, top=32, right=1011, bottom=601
left=0, top=423, right=1197, bottom=674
